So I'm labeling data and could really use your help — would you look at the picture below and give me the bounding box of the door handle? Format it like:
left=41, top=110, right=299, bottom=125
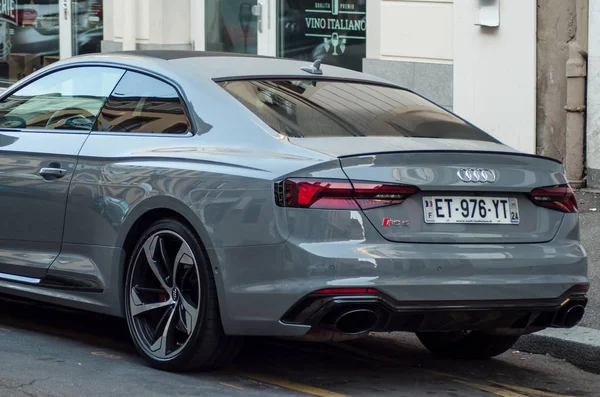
left=39, top=167, right=67, bottom=179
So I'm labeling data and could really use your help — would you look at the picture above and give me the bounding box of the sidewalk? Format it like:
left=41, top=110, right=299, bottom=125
left=515, top=327, right=600, bottom=373
left=516, top=189, right=600, bottom=373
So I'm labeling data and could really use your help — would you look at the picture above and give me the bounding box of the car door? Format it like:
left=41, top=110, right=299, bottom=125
left=62, top=70, right=194, bottom=248
left=0, top=65, right=125, bottom=280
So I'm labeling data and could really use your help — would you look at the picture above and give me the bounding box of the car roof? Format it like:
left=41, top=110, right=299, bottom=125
left=61, top=50, right=394, bottom=86
left=108, top=50, right=274, bottom=60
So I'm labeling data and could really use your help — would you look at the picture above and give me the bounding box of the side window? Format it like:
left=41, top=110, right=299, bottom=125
left=0, top=67, right=125, bottom=131
left=94, top=71, right=191, bottom=134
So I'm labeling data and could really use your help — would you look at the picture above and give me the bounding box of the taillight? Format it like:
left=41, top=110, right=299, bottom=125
left=529, top=184, right=577, bottom=213
left=275, top=178, right=419, bottom=210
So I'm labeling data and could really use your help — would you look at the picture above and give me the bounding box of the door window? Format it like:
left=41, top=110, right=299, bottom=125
left=94, top=71, right=191, bottom=134
left=0, top=66, right=125, bottom=131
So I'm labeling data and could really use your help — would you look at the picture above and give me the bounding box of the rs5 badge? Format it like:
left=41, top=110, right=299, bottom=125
left=382, top=218, right=410, bottom=227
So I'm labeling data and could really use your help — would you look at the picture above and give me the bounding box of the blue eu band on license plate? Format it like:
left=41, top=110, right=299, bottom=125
left=423, top=196, right=520, bottom=224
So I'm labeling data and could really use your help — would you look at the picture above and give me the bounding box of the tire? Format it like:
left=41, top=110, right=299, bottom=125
left=416, top=331, right=520, bottom=359
left=124, top=218, right=242, bottom=372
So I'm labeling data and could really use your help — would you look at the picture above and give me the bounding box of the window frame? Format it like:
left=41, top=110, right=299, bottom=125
left=0, top=65, right=127, bottom=135
left=92, top=70, right=195, bottom=137
left=0, top=62, right=197, bottom=138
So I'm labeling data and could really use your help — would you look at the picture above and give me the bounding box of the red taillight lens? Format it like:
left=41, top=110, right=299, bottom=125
left=313, top=288, right=380, bottom=295
left=285, top=179, right=357, bottom=209
left=529, top=184, right=577, bottom=213
left=277, top=178, right=419, bottom=210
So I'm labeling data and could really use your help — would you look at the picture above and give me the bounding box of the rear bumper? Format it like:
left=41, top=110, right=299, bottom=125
left=281, top=288, right=589, bottom=334
left=212, top=209, right=588, bottom=337
left=213, top=239, right=588, bottom=336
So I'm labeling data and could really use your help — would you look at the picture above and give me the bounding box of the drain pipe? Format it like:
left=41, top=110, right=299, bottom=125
left=564, top=0, right=588, bottom=188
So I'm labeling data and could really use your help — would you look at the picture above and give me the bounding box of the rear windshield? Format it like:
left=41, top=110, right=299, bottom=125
left=218, top=79, right=497, bottom=142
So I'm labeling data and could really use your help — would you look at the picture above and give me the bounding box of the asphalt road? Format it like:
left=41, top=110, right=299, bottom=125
left=574, top=190, right=600, bottom=329
left=0, top=296, right=597, bottom=397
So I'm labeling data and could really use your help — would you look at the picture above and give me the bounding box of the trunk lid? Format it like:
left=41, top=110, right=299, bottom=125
left=337, top=150, right=566, bottom=244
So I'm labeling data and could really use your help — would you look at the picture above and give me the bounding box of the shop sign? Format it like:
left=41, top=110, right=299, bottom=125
left=303, top=0, right=366, bottom=57
left=0, top=0, right=17, bottom=26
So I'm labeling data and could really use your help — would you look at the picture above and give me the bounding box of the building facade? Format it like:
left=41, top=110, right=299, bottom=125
left=1, top=0, right=595, bottom=187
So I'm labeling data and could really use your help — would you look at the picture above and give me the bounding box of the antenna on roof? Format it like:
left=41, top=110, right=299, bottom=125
left=301, top=59, right=323, bottom=75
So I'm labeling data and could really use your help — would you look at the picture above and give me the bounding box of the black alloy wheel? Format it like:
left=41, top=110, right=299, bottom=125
left=124, top=219, right=242, bottom=372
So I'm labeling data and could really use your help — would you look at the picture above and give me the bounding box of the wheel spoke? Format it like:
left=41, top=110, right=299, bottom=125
left=158, top=237, right=171, bottom=273
left=172, top=242, right=194, bottom=286
left=130, top=287, right=174, bottom=317
left=150, top=305, right=176, bottom=358
left=134, top=286, right=165, bottom=294
left=179, top=296, right=198, bottom=335
left=143, top=236, right=172, bottom=293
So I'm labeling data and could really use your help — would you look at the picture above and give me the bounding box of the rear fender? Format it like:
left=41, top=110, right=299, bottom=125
left=115, top=195, right=222, bottom=318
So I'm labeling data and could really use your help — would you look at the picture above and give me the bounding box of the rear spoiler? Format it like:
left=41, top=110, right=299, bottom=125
left=337, top=149, right=563, bottom=165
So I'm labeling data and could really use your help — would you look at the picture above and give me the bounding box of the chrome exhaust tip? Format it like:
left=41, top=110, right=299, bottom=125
left=334, top=309, right=379, bottom=335
left=553, top=299, right=586, bottom=328
left=562, top=305, right=585, bottom=328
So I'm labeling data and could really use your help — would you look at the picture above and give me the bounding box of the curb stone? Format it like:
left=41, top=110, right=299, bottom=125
left=514, top=326, right=600, bottom=374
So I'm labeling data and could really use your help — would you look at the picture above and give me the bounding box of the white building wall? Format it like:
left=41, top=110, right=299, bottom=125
left=588, top=0, right=600, bottom=186
left=104, top=0, right=191, bottom=51
left=380, top=0, right=453, bottom=63
left=453, top=0, right=537, bottom=154
left=367, top=0, right=454, bottom=63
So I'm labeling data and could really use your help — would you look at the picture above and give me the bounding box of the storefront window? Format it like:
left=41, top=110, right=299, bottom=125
left=0, top=0, right=102, bottom=88
left=71, top=0, right=103, bottom=56
left=0, top=0, right=60, bottom=87
left=278, top=0, right=366, bottom=71
left=205, top=0, right=257, bottom=54
left=202, top=0, right=365, bottom=71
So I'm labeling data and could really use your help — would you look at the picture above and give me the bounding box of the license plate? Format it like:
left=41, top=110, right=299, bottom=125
left=423, top=196, right=520, bottom=224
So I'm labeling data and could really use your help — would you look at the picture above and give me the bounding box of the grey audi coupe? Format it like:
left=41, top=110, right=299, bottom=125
left=0, top=50, right=589, bottom=372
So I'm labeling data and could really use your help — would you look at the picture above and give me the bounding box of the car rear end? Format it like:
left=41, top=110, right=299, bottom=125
left=217, top=76, right=589, bottom=341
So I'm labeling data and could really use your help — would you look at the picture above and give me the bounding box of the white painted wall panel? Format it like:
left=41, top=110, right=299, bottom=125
left=453, top=0, right=536, bottom=154
left=137, top=0, right=151, bottom=41
left=103, top=0, right=114, bottom=41
left=111, top=0, right=152, bottom=42
left=380, top=0, right=453, bottom=62
left=587, top=0, right=600, bottom=171
left=113, top=0, right=123, bottom=40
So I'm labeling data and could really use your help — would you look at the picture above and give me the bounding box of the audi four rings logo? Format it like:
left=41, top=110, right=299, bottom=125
left=457, top=168, right=497, bottom=183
